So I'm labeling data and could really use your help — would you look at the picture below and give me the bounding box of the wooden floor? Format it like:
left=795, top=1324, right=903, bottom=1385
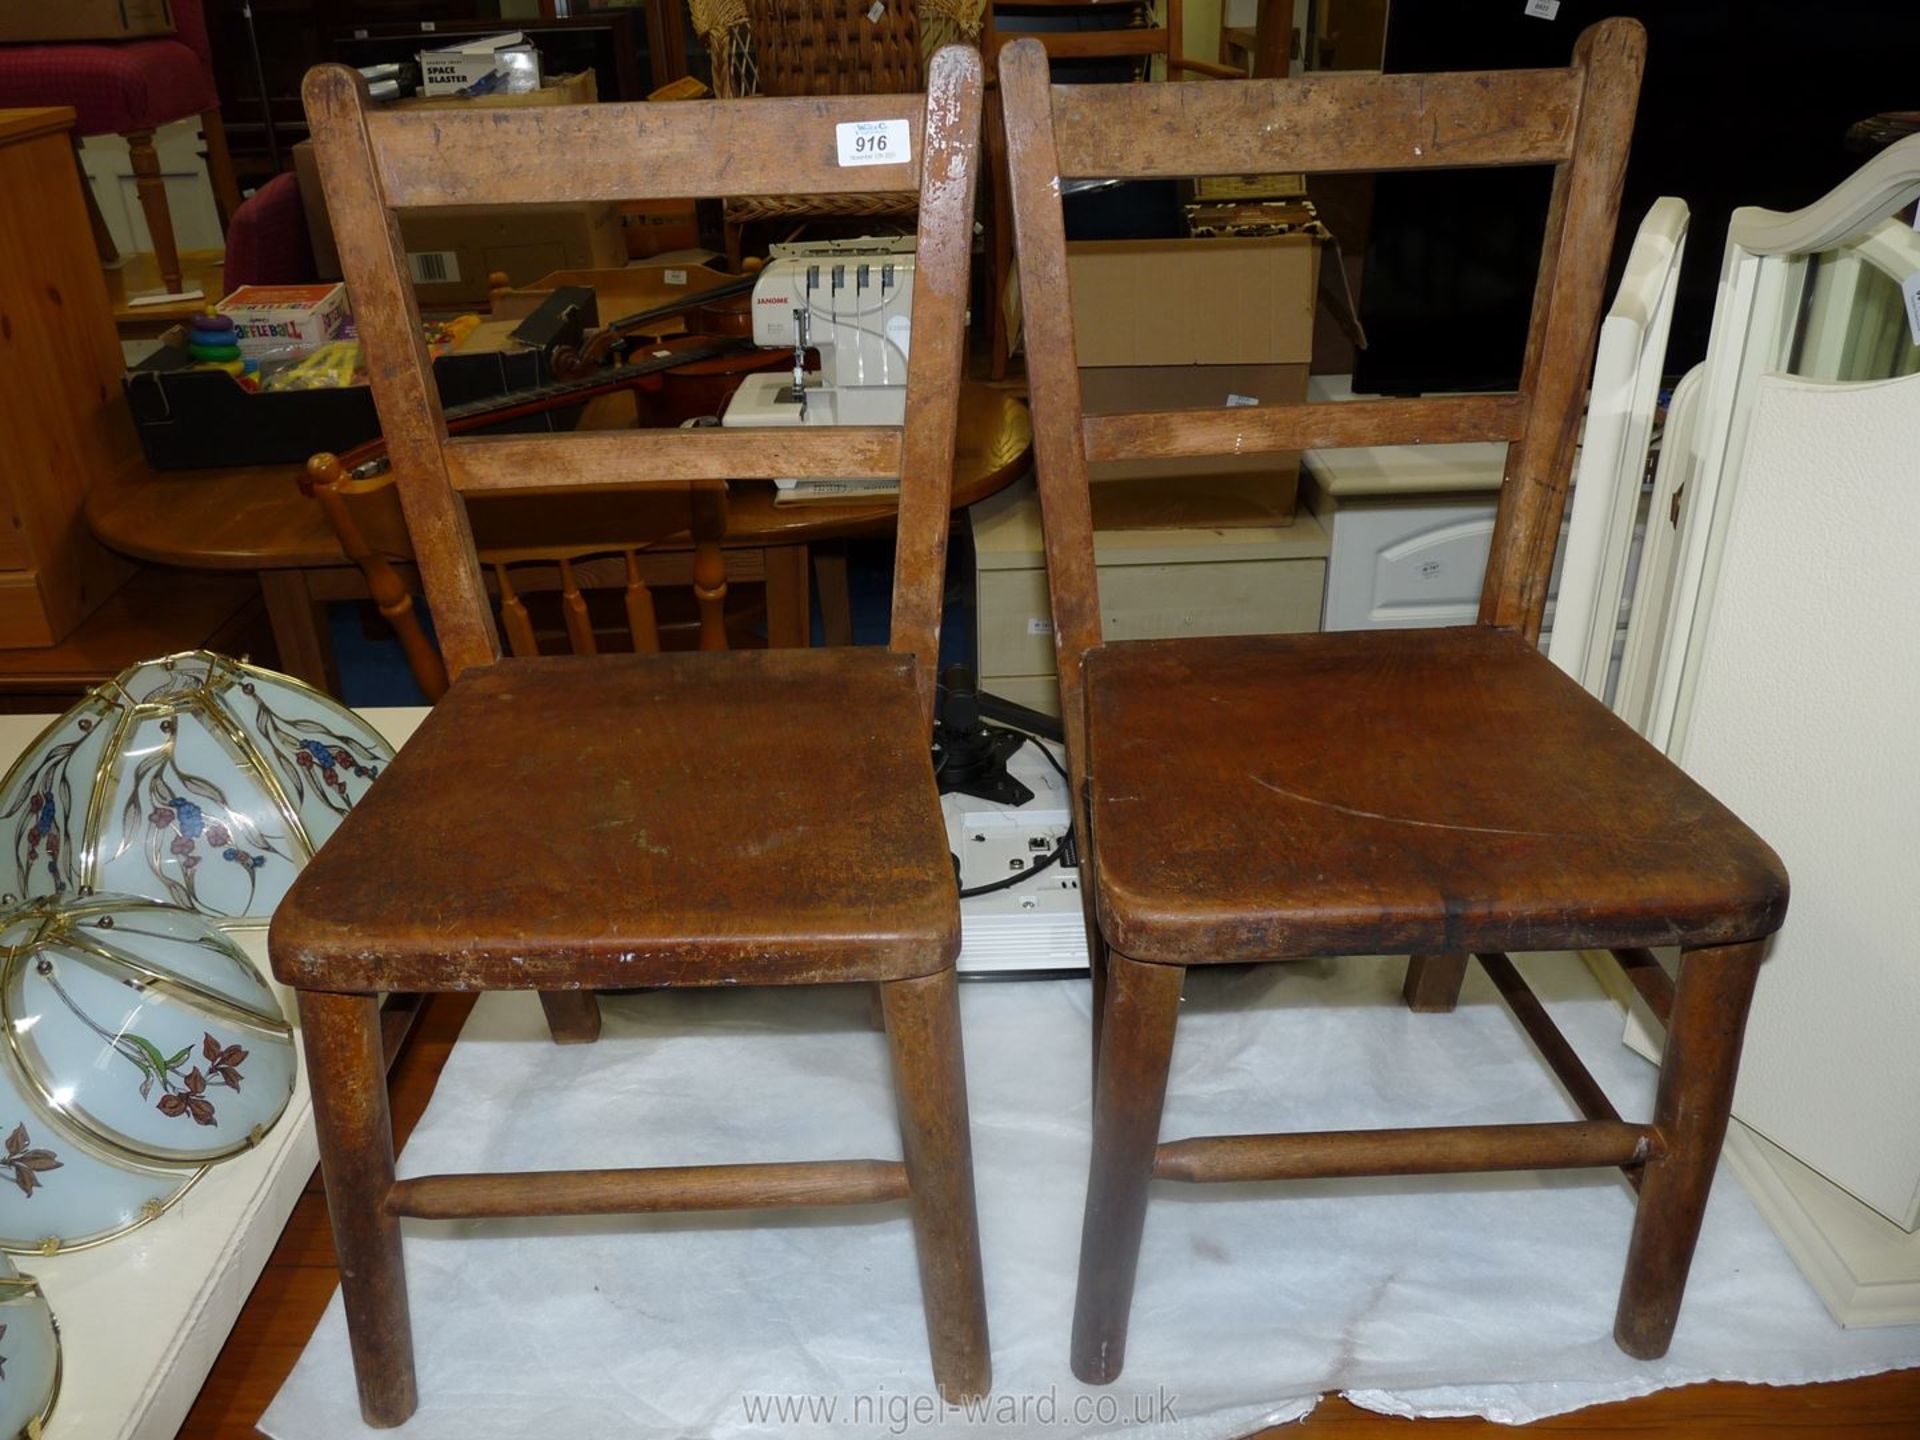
left=178, top=993, right=1920, bottom=1439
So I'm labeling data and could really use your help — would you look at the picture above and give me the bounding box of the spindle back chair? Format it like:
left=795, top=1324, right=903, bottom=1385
left=303, top=453, right=736, bottom=701
left=1001, top=23, right=1788, bottom=1382
left=277, top=49, right=988, bottom=1425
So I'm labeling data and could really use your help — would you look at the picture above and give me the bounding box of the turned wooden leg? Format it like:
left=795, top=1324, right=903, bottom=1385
left=882, top=966, right=991, bottom=1402
left=1403, top=952, right=1469, bottom=1012
left=538, top=989, right=602, bottom=1045
left=300, top=989, right=416, bottom=1427
left=1615, top=939, right=1764, bottom=1359
left=1072, top=951, right=1183, bottom=1385
left=125, top=129, right=183, bottom=295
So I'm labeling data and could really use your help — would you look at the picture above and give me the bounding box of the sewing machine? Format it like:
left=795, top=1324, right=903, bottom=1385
left=721, top=237, right=916, bottom=428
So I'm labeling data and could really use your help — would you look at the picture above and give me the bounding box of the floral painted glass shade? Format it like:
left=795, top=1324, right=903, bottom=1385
left=0, top=1255, right=58, bottom=1438
left=0, top=895, right=295, bottom=1253
left=0, top=651, right=391, bottom=925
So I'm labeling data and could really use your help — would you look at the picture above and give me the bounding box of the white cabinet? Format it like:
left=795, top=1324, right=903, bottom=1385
left=972, top=477, right=1328, bottom=714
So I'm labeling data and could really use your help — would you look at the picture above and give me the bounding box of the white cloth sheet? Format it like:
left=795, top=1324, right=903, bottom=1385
left=263, top=956, right=1920, bottom=1438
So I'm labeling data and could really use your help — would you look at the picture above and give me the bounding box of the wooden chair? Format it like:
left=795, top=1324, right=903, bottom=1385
left=280, top=47, right=988, bottom=1424
left=999, top=22, right=1789, bottom=1382
left=690, top=0, right=983, bottom=265
left=303, top=453, right=739, bottom=702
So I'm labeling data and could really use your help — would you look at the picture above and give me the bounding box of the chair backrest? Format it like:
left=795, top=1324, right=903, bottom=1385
left=304, top=455, right=733, bottom=702
left=1000, top=22, right=1643, bottom=761
left=302, top=45, right=983, bottom=721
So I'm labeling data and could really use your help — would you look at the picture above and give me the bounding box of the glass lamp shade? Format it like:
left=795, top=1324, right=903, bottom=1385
left=0, top=651, right=391, bottom=926
left=0, top=895, right=296, bottom=1253
left=0, top=1255, right=58, bottom=1439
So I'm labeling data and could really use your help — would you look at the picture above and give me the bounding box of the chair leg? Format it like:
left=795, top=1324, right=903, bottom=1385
left=125, top=129, right=183, bottom=295
left=300, top=989, right=417, bottom=1427
left=538, top=989, right=602, bottom=1045
left=72, top=137, right=118, bottom=265
left=1615, top=939, right=1764, bottom=1359
left=1072, top=951, right=1184, bottom=1385
left=881, top=967, right=991, bottom=1403
left=200, top=106, right=244, bottom=231
left=1403, top=952, right=1470, bottom=1012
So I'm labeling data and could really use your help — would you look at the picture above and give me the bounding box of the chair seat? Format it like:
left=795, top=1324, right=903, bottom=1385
left=0, top=40, right=216, bottom=135
left=1083, top=627, right=1788, bottom=964
left=269, top=648, right=960, bottom=992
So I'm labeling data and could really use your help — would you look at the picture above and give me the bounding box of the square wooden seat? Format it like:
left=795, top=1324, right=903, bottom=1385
left=272, top=648, right=960, bottom=994
left=1083, top=627, right=1787, bottom=964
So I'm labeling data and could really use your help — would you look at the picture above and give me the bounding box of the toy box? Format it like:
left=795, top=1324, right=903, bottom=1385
left=217, top=284, right=351, bottom=360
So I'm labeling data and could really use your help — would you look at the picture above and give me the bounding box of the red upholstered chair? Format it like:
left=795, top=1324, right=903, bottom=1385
left=0, top=0, right=242, bottom=295
left=221, top=171, right=316, bottom=289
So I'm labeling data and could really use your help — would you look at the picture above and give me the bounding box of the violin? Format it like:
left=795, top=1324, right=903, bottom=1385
left=335, top=271, right=792, bottom=478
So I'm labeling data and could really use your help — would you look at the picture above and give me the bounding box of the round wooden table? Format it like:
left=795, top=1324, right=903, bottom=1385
left=86, top=381, right=1031, bottom=689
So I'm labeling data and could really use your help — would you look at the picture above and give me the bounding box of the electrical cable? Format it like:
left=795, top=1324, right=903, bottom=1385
left=954, top=728, right=1077, bottom=900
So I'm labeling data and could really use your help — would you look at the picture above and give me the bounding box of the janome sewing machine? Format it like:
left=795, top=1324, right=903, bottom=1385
left=721, top=237, right=916, bottom=429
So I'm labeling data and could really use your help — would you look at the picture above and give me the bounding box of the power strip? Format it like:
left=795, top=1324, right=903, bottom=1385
left=941, top=737, right=1089, bottom=975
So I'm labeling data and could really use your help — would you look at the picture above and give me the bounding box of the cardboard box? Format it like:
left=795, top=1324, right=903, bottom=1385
left=396, top=204, right=627, bottom=306
left=218, top=283, right=351, bottom=359
left=1067, top=235, right=1318, bottom=367
left=293, top=119, right=625, bottom=306
left=0, top=0, right=173, bottom=42
left=621, top=200, right=701, bottom=260
left=386, top=68, right=596, bottom=112
left=1082, top=364, right=1310, bottom=530
left=417, top=32, right=538, bottom=96
left=1065, top=236, right=1320, bottom=528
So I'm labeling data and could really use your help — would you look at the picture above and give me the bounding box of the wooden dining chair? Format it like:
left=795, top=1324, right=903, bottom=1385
left=1000, top=22, right=1789, bottom=1382
left=302, top=452, right=741, bottom=702
left=279, top=48, right=988, bottom=1425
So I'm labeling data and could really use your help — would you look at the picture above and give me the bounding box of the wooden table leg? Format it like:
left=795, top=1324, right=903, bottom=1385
left=258, top=569, right=340, bottom=694
left=764, top=544, right=812, bottom=648
left=813, top=544, right=854, bottom=647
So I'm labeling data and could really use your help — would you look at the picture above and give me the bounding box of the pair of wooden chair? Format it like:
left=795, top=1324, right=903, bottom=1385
left=280, top=18, right=1784, bottom=1424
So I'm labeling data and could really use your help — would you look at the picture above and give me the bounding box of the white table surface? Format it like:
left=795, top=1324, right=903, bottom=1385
left=0, top=706, right=426, bottom=1440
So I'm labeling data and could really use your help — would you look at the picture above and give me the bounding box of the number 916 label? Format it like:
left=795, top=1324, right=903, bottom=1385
left=836, top=118, right=910, bottom=167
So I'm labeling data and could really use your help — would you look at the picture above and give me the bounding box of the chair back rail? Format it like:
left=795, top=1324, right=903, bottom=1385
left=999, top=22, right=1643, bottom=769
left=303, top=48, right=983, bottom=720
left=363, top=95, right=927, bottom=206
